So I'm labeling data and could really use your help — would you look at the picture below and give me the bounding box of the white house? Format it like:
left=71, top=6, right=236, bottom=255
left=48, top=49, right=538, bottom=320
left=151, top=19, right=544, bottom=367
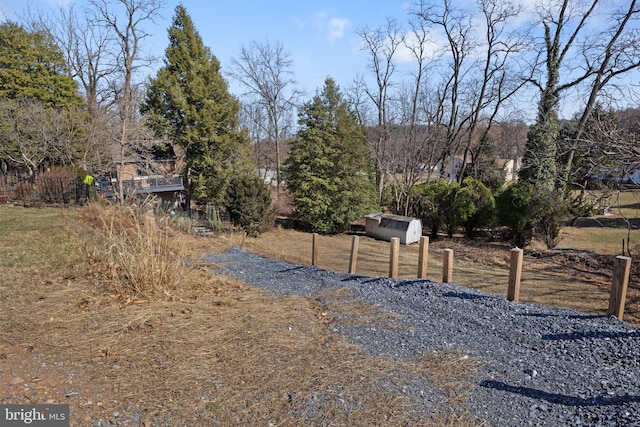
left=498, top=158, right=521, bottom=183
left=442, top=156, right=521, bottom=184
left=364, top=213, right=423, bottom=245
left=623, top=162, right=640, bottom=185
left=258, top=168, right=278, bottom=187
left=591, top=162, right=640, bottom=186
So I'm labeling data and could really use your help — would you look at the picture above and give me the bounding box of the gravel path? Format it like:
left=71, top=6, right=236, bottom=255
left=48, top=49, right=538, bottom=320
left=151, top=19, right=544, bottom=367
left=207, top=247, right=640, bottom=427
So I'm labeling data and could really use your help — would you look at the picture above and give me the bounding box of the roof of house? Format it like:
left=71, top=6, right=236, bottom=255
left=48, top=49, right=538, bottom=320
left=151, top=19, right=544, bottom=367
left=365, top=213, right=420, bottom=230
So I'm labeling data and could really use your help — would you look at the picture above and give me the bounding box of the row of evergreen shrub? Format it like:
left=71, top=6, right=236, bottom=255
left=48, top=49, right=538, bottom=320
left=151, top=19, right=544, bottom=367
left=391, top=177, right=569, bottom=248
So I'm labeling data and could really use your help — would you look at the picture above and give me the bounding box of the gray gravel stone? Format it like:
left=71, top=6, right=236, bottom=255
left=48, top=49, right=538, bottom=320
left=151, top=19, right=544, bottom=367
left=207, top=247, right=640, bottom=427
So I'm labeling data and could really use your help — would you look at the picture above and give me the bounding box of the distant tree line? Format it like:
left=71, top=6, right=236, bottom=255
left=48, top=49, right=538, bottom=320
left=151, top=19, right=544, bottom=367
left=0, top=0, right=639, bottom=240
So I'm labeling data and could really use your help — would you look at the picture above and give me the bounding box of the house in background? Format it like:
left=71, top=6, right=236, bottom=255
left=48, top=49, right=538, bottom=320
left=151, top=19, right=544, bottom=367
left=590, top=161, right=640, bottom=187
left=440, top=156, right=521, bottom=184
left=97, top=159, right=184, bottom=209
left=498, top=158, right=521, bottom=183
left=364, top=213, right=423, bottom=245
left=258, top=168, right=279, bottom=187
left=622, top=162, right=640, bottom=185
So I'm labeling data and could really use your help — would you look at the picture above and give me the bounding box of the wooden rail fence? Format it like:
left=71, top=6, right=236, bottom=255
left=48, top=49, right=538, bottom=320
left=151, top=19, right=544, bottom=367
left=310, top=233, right=634, bottom=321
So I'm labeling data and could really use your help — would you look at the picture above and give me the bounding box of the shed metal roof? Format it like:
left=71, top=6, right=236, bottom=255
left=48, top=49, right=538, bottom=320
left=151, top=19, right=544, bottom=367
left=365, top=213, right=420, bottom=231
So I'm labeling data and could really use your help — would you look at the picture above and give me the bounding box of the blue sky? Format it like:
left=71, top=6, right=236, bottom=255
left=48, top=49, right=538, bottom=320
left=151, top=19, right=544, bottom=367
left=0, top=0, right=413, bottom=98
left=1, top=0, right=638, bottom=121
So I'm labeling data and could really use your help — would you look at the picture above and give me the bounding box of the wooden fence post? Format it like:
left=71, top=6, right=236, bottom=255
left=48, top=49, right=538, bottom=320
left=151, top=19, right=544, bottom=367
left=311, top=233, right=319, bottom=267
left=349, top=235, right=359, bottom=274
left=507, top=248, right=524, bottom=302
left=418, top=236, right=429, bottom=279
left=608, top=255, right=632, bottom=320
left=389, top=237, right=400, bottom=278
left=442, top=249, right=453, bottom=283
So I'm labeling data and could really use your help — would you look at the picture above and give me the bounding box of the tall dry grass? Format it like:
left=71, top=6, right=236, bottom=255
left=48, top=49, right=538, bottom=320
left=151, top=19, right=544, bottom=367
left=82, top=201, right=187, bottom=300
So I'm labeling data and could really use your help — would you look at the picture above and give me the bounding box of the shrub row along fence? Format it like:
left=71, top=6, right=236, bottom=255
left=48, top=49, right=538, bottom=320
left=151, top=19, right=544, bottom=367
left=310, top=233, right=633, bottom=322
left=1, top=172, right=92, bottom=206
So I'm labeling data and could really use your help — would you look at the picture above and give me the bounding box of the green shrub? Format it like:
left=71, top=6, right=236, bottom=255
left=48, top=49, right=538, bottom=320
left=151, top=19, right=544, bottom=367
left=226, top=174, right=271, bottom=237
left=496, top=182, right=566, bottom=248
left=441, top=181, right=476, bottom=238
left=535, top=190, right=566, bottom=249
left=495, top=182, right=536, bottom=247
left=409, top=180, right=448, bottom=239
left=409, top=179, right=479, bottom=239
left=460, top=177, right=496, bottom=238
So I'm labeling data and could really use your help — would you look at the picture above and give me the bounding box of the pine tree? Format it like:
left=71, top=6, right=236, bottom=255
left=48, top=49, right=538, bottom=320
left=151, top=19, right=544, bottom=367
left=0, top=21, right=82, bottom=108
left=141, top=5, right=253, bottom=209
left=284, top=78, right=378, bottom=233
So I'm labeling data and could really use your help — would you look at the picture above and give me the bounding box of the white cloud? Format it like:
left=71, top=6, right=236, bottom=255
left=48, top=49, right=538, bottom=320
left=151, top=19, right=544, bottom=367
left=328, top=17, right=349, bottom=44
left=313, top=10, right=350, bottom=45
left=395, top=28, right=448, bottom=64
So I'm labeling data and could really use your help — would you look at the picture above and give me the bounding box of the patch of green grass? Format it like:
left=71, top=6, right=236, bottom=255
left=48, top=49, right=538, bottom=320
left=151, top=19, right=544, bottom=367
left=0, top=206, right=89, bottom=271
left=559, top=226, right=640, bottom=256
left=610, top=191, right=640, bottom=218
left=5, top=322, right=20, bottom=331
left=205, top=402, right=220, bottom=413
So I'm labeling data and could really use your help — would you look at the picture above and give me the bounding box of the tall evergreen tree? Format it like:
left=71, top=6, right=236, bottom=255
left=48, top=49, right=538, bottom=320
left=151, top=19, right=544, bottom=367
left=0, top=21, right=82, bottom=108
left=284, top=78, right=378, bottom=233
left=141, top=5, right=253, bottom=209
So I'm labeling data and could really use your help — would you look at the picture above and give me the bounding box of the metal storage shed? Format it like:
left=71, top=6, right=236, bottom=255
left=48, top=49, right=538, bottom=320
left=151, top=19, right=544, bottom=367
left=364, top=213, right=423, bottom=245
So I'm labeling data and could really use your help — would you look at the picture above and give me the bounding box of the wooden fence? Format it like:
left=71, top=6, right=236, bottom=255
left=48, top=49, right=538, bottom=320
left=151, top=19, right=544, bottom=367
left=310, top=233, right=634, bottom=322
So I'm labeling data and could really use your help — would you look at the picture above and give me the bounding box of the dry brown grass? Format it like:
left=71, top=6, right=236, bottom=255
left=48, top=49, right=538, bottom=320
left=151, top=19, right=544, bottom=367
left=81, top=202, right=189, bottom=300
left=241, top=226, right=640, bottom=326
left=0, top=205, right=483, bottom=426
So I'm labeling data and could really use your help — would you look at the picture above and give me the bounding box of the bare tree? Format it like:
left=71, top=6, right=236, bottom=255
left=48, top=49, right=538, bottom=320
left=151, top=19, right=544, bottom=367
left=88, top=0, right=164, bottom=202
left=558, top=0, right=640, bottom=191
left=240, top=102, right=269, bottom=170
left=402, top=0, right=531, bottom=188
left=383, top=10, right=439, bottom=215
left=24, top=4, right=120, bottom=175
left=457, top=0, right=530, bottom=184
left=521, top=0, right=640, bottom=193
left=73, top=108, right=114, bottom=173
left=346, top=74, right=376, bottom=127
left=0, top=99, right=70, bottom=179
left=358, top=18, right=404, bottom=201
left=564, top=105, right=636, bottom=187
left=52, top=3, right=116, bottom=118
left=413, top=0, right=476, bottom=182
left=356, top=0, right=530, bottom=213
left=230, top=40, right=300, bottom=197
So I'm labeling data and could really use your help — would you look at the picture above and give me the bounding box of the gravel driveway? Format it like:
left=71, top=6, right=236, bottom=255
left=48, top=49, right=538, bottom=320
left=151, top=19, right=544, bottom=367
left=208, top=247, right=640, bottom=427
